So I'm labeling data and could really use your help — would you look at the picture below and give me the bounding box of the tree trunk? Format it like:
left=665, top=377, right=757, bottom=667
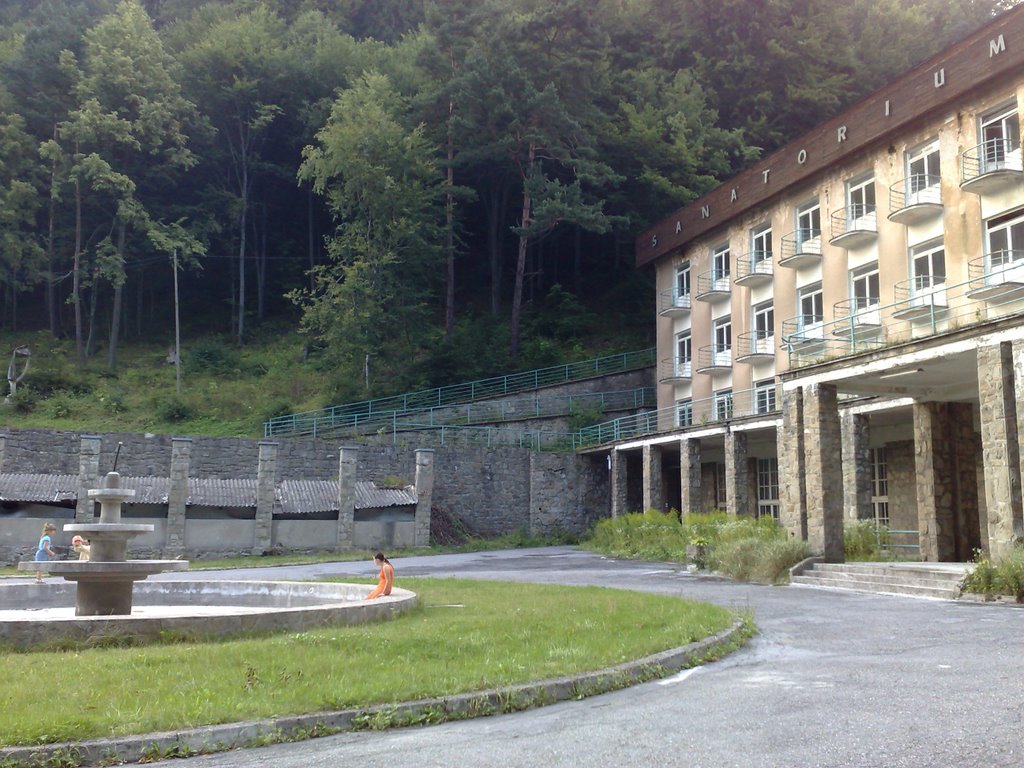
left=237, top=159, right=248, bottom=344
left=486, top=181, right=508, bottom=315
left=73, top=173, right=84, bottom=367
left=46, top=125, right=60, bottom=338
left=573, top=226, right=582, bottom=293
left=510, top=144, right=535, bottom=360
left=444, top=105, right=456, bottom=341
left=107, top=222, right=126, bottom=370
left=85, top=282, right=98, bottom=360
left=307, top=187, right=317, bottom=291
left=256, top=201, right=266, bottom=320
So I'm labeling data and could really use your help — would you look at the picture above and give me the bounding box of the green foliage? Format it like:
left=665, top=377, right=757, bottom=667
left=567, top=401, right=605, bottom=431
left=962, top=548, right=1024, bottom=600
left=844, top=520, right=893, bottom=561
left=154, top=394, right=192, bottom=423
left=185, top=339, right=240, bottom=374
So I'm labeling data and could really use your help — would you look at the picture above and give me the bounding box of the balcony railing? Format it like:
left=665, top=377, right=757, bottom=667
left=696, top=344, right=732, bottom=372
left=832, top=297, right=882, bottom=338
left=735, top=330, right=775, bottom=362
left=888, top=175, right=942, bottom=225
left=695, top=269, right=731, bottom=302
left=658, top=357, right=692, bottom=383
left=966, top=249, right=1024, bottom=301
left=961, top=139, right=1024, bottom=194
left=779, top=228, right=822, bottom=269
left=781, top=314, right=826, bottom=346
left=892, top=276, right=948, bottom=321
left=658, top=288, right=692, bottom=317
left=829, top=204, right=877, bottom=248
left=734, top=251, right=773, bottom=286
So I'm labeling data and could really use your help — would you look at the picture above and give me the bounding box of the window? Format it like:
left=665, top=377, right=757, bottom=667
left=674, top=263, right=691, bottom=304
left=713, top=317, right=731, bottom=365
left=676, top=399, right=693, bottom=428
left=906, top=141, right=940, bottom=197
left=712, top=244, right=730, bottom=287
left=986, top=208, right=1024, bottom=272
left=798, top=283, right=824, bottom=336
left=755, top=379, right=777, bottom=414
left=675, top=332, right=691, bottom=377
left=757, top=458, right=780, bottom=520
left=751, top=224, right=772, bottom=263
left=911, top=239, right=946, bottom=291
left=846, top=176, right=876, bottom=226
left=980, top=105, right=1020, bottom=171
left=714, top=389, right=733, bottom=421
left=753, top=300, right=774, bottom=343
left=796, top=201, right=821, bottom=250
left=870, top=447, right=889, bottom=527
left=850, top=263, right=880, bottom=309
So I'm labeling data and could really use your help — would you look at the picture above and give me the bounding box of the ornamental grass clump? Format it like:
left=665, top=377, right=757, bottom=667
left=962, top=548, right=1024, bottom=601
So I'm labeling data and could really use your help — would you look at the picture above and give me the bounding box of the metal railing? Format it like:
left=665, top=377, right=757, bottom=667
left=829, top=204, right=877, bottom=243
left=658, top=357, right=692, bottom=382
left=888, top=175, right=942, bottom=213
left=734, top=251, right=773, bottom=284
left=735, top=330, right=775, bottom=360
left=264, top=347, right=656, bottom=437
left=695, top=268, right=731, bottom=299
left=961, top=138, right=1023, bottom=183
left=658, top=288, right=692, bottom=315
left=779, top=228, right=821, bottom=265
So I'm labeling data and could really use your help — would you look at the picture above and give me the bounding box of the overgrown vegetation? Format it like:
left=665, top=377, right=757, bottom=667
left=0, top=578, right=736, bottom=746
left=585, top=510, right=810, bottom=585
left=962, top=548, right=1024, bottom=601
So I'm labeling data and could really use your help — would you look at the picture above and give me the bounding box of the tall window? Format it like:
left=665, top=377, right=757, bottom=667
left=906, top=141, right=940, bottom=197
left=870, top=447, right=889, bottom=527
left=796, top=201, right=821, bottom=249
left=846, top=176, right=876, bottom=226
left=753, top=301, right=774, bottom=344
left=675, top=263, right=691, bottom=303
left=677, top=399, right=693, bottom=428
left=751, top=224, right=772, bottom=263
left=675, top=332, right=691, bottom=377
left=798, top=283, right=824, bottom=335
left=714, top=389, right=733, bottom=420
left=757, top=458, right=780, bottom=520
left=850, top=263, right=880, bottom=309
left=713, top=317, right=732, bottom=365
left=712, top=244, right=730, bottom=285
left=986, top=208, right=1024, bottom=270
left=911, top=239, right=946, bottom=292
left=755, top=378, right=777, bottom=414
left=980, top=105, right=1020, bottom=170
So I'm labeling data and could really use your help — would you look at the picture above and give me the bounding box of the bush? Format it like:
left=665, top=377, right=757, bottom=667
left=23, top=369, right=93, bottom=397
left=844, top=520, right=893, bottom=561
left=155, top=396, right=193, bottom=423
left=709, top=536, right=811, bottom=584
left=5, top=387, right=37, bottom=413
left=962, top=548, right=1024, bottom=600
left=45, top=393, right=77, bottom=419
left=185, top=340, right=240, bottom=374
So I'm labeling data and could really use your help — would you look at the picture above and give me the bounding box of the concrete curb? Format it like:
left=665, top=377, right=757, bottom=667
left=0, top=619, right=749, bottom=767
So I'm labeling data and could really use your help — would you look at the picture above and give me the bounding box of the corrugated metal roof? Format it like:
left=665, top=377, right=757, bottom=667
left=0, top=474, right=416, bottom=515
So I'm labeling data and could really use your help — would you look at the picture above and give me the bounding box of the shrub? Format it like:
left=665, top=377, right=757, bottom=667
left=567, top=401, right=605, bottom=431
left=709, top=536, right=811, bottom=584
left=185, top=340, right=239, bottom=374
left=844, top=520, right=892, bottom=561
left=962, top=548, right=1024, bottom=600
left=155, top=396, right=193, bottom=423
left=23, top=368, right=93, bottom=397
left=45, top=393, right=77, bottom=419
left=6, top=387, right=37, bottom=413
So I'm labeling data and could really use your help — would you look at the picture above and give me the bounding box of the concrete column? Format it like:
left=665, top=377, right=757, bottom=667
left=165, top=437, right=191, bottom=555
left=0, top=434, right=6, bottom=472
left=913, top=402, right=957, bottom=562
left=610, top=450, right=627, bottom=518
left=777, top=387, right=807, bottom=540
left=76, top=435, right=102, bottom=522
left=724, top=430, right=749, bottom=517
left=414, top=449, right=435, bottom=547
left=841, top=412, right=872, bottom=522
left=253, top=441, right=278, bottom=554
left=977, top=343, right=1023, bottom=558
left=1014, top=340, right=1024, bottom=518
left=642, top=444, right=664, bottom=512
left=336, top=445, right=359, bottom=550
left=803, top=383, right=844, bottom=561
left=679, top=439, right=701, bottom=515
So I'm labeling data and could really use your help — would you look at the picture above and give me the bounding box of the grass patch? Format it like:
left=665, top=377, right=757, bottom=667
left=0, top=578, right=735, bottom=746
left=962, top=548, right=1024, bottom=601
left=585, top=510, right=810, bottom=584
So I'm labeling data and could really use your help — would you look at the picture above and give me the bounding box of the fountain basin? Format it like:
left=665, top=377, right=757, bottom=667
left=0, top=580, right=418, bottom=649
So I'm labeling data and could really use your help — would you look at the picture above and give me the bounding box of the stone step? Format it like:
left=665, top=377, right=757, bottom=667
left=810, top=562, right=965, bottom=579
left=790, top=573, right=960, bottom=599
left=799, top=567, right=962, bottom=590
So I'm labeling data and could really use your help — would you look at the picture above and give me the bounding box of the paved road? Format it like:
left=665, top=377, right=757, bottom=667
left=145, top=547, right=1024, bottom=768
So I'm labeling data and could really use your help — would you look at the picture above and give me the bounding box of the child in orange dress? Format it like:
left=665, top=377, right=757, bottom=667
left=365, top=552, right=394, bottom=599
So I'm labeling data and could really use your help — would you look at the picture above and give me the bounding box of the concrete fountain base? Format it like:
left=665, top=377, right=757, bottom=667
left=0, top=580, right=418, bottom=649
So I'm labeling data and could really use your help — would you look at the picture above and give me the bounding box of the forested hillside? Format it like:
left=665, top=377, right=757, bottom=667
left=0, top=0, right=1012, bottom=405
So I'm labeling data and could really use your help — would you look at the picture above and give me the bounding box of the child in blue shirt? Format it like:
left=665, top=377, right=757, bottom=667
left=34, top=522, right=57, bottom=583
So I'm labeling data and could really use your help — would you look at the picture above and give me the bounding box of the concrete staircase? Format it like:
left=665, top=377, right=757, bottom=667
left=790, top=561, right=970, bottom=600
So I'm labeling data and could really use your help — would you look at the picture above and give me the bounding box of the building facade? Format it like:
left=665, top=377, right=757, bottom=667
left=624, top=7, right=1024, bottom=562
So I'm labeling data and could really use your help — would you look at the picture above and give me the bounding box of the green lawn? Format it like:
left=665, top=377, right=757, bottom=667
left=0, top=578, right=737, bottom=746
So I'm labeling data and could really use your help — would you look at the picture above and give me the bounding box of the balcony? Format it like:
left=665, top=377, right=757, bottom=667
left=735, top=331, right=775, bottom=363
left=960, top=139, right=1023, bottom=195
left=658, top=288, right=691, bottom=317
left=781, top=314, right=826, bottom=350
left=888, top=176, right=942, bottom=225
left=829, top=205, right=877, bottom=249
left=658, top=357, right=692, bottom=384
left=695, top=269, right=731, bottom=302
left=734, top=251, right=773, bottom=287
left=778, top=228, right=822, bottom=269
left=696, top=345, right=732, bottom=373
left=832, top=297, right=882, bottom=340
left=966, top=249, right=1024, bottom=301
left=892, top=276, right=948, bottom=322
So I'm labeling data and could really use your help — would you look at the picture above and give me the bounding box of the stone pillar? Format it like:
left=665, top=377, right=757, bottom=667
left=977, top=343, right=1023, bottom=558
left=0, top=434, right=6, bottom=472
left=610, top=450, right=627, bottom=517
left=777, top=387, right=807, bottom=540
left=913, top=402, right=958, bottom=562
left=724, top=430, right=749, bottom=517
left=76, top=435, right=102, bottom=522
left=414, top=448, right=435, bottom=547
left=803, top=383, right=844, bottom=561
left=165, top=437, right=191, bottom=555
left=252, top=441, right=278, bottom=555
left=336, top=445, right=359, bottom=549
left=679, top=439, right=701, bottom=515
left=950, top=402, right=981, bottom=561
left=841, top=412, right=872, bottom=522
left=642, top=444, right=664, bottom=512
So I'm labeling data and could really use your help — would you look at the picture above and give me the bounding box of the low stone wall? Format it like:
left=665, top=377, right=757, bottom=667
left=0, top=429, right=609, bottom=562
